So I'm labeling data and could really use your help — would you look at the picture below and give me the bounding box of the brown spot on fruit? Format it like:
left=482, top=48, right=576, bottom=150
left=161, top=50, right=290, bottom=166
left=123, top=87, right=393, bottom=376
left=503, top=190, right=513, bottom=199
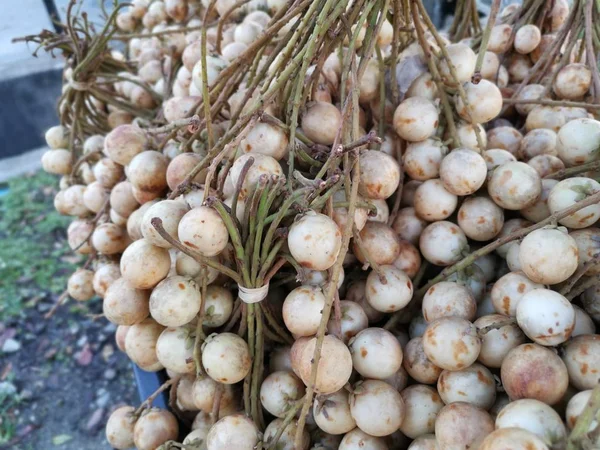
left=503, top=296, right=511, bottom=313
left=477, top=370, right=492, bottom=384
left=499, top=170, right=513, bottom=185
left=582, top=363, right=589, bottom=374
left=518, top=283, right=526, bottom=293
left=304, top=234, right=312, bottom=240
left=361, top=347, right=368, bottom=358
left=178, top=283, right=185, bottom=290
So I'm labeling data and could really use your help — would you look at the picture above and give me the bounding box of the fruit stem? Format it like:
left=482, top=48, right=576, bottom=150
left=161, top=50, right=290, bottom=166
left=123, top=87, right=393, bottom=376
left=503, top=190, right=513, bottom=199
left=473, top=0, right=502, bottom=84
left=411, top=5, right=460, bottom=149
left=266, top=396, right=306, bottom=449
left=566, top=274, right=600, bottom=301
left=477, top=318, right=517, bottom=336
left=567, top=382, right=600, bottom=449
left=133, top=377, right=177, bottom=417
left=585, top=0, right=600, bottom=103
left=414, top=0, right=485, bottom=152
left=560, top=253, right=600, bottom=295
left=293, top=59, right=362, bottom=450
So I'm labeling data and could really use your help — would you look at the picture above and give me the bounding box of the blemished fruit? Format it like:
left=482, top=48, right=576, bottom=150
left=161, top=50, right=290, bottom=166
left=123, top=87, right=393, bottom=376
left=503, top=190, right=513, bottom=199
left=38, top=1, right=600, bottom=447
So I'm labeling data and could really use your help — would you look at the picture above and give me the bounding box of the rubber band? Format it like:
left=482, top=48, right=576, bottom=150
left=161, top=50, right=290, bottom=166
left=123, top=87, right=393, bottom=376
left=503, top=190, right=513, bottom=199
left=238, top=283, right=269, bottom=304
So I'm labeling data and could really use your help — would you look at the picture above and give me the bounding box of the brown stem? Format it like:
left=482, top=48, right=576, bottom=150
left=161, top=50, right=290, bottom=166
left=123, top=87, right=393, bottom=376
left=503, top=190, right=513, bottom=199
left=566, top=274, right=600, bottom=301
left=585, top=0, right=600, bottom=102
left=560, top=254, right=600, bottom=295
left=210, top=383, right=224, bottom=425
left=133, top=378, right=177, bottom=416
left=145, top=115, right=200, bottom=135
left=477, top=318, right=517, bottom=336
left=44, top=290, right=69, bottom=319
left=502, top=98, right=600, bottom=110
left=334, top=130, right=382, bottom=155
left=545, top=161, right=600, bottom=180
left=473, top=0, right=501, bottom=83
left=567, top=382, right=600, bottom=450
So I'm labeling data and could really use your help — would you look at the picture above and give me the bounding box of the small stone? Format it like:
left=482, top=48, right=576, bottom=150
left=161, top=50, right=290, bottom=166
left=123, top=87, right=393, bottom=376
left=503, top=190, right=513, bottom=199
left=101, top=344, right=114, bottom=362
left=37, top=303, right=52, bottom=313
left=20, top=389, right=34, bottom=401
left=96, top=388, right=110, bottom=408
left=76, top=335, right=88, bottom=347
left=85, top=408, right=105, bottom=433
left=75, top=344, right=93, bottom=366
left=2, top=339, right=21, bottom=353
left=103, top=369, right=117, bottom=380
left=103, top=323, right=117, bottom=333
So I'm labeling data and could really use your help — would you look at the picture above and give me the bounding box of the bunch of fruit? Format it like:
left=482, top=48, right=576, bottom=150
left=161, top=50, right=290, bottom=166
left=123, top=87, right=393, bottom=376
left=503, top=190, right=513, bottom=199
left=30, top=0, right=600, bottom=448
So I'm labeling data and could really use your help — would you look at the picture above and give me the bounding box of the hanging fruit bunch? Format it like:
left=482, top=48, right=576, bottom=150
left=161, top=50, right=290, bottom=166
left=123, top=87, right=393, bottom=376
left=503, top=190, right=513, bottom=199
left=23, top=0, right=600, bottom=448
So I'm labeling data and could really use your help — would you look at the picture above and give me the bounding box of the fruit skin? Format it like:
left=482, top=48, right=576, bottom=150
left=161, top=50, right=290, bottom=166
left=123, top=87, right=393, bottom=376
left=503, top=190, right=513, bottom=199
left=422, top=317, right=481, bottom=371
left=516, top=289, right=575, bottom=346
left=399, top=384, right=444, bottom=439
left=206, top=414, right=259, bottom=450
left=103, top=278, right=150, bottom=326
left=548, top=177, right=600, bottom=229
left=133, top=408, right=179, bottom=450
left=561, top=334, right=600, bottom=390
left=500, top=343, right=568, bottom=405
left=479, top=428, right=550, bottom=450
left=419, top=221, right=468, bottom=266
left=149, top=276, right=202, bottom=327
left=495, top=399, right=566, bottom=448
left=301, top=101, right=342, bottom=145
left=104, top=124, right=147, bottom=166
left=297, top=335, right=353, bottom=395
left=313, top=388, right=356, bottom=435
left=349, top=379, right=405, bottom=437
left=488, top=161, right=542, bottom=210
left=202, top=332, right=251, bottom=384
left=105, top=406, right=136, bottom=449
left=358, top=150, right=401, bottom=200
left=403, top=337, right=443, bottom=384
left=287, top=211, right=342, bottom=271
left=120, top=239, right=171, bottom=289
left=393, top=96, right=439, bottom=142
left=518, top=228, right=578, bottom=285
left=178, top=206, right=230, bottom=257
left=434, top=402, right=494, bottom=450
left=282, top=285, right=326, bottom=336
left=125, top=318, right=165, bottom=372
left=349, top=327, right=403, bottom=379
left=456, top=80, right=503, bottom=124
left=422, top=281, right=476, bottom=323
left=365, top=265, right=413, bottom=313
left=474, top=314, right=526, bottom=368
left=437, top=363, right=496, bottom=410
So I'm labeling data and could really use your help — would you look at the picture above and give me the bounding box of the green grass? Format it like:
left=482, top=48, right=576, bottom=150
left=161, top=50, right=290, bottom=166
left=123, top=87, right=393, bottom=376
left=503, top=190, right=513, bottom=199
left=0, top=372, right=21, bottom=445
left=0, top=171, right=78, bottom=320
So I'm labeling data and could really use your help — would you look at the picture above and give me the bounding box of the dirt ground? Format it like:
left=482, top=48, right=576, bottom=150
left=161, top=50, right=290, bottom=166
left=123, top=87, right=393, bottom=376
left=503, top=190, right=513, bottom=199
left=0, top=172, right=138, bottom=449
